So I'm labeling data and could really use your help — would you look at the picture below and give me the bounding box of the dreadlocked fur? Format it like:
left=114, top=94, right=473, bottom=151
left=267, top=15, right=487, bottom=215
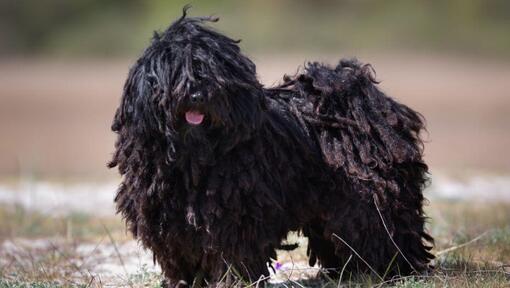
left=110, top=8, right=434, bottom=287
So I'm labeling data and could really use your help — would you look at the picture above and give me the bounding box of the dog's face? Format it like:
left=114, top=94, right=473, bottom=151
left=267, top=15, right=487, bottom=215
left=113, top=14, right=265, bottom=162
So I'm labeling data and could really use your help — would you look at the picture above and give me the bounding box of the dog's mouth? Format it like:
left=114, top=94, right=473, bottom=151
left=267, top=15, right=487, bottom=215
left=185, top=110, right=205, bottom=125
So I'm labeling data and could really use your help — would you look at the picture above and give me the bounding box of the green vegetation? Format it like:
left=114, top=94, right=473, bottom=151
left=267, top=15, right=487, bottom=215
left=0, top=280, right=85, bottom=288
left=2, top=0, right=510, bottom=57
left=0, top=201, right=508, bottom=287
left=0, top=205, right=125, bottom=242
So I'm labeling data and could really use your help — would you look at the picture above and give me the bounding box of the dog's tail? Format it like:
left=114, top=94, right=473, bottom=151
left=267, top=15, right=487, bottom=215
left=271, top=58, right=434, bottom=272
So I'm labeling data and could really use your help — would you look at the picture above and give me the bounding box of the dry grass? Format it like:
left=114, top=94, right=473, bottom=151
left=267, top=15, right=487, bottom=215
left=0, top=201, right=509, bottom=287
left=0, top=205, right=127, bottom=242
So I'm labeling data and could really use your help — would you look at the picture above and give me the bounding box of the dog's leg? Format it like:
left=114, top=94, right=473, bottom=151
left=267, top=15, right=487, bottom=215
left=318, top=195, right=433, bottom=279
left=304, top=221, right=343, bottom=277
left=161, top=279, right=189, bottom=288
left=306, top=206, right=386, bottom=280
left=210, top=252, right=271, bottom=286
left=156, top=252, right=200, bottom=288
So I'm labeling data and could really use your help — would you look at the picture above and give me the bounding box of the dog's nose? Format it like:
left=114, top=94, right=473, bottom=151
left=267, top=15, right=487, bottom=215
left=190, top=92, right=205, bottom=103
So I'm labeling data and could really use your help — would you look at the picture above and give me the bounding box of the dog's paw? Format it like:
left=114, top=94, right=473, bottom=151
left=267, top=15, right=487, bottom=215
left=161, top=279, right=189, bottom=288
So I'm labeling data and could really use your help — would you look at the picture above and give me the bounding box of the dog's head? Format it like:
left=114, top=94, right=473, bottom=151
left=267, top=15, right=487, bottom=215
left=112, top=8, right=264, bottom=163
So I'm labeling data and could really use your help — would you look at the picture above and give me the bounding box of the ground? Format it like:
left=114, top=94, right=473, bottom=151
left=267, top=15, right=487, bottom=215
left=0, top=189, right=509, bottom=287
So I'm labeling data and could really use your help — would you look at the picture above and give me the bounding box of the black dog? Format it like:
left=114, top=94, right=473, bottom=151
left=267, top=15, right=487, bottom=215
left=110, top=8, right=434, bottom=287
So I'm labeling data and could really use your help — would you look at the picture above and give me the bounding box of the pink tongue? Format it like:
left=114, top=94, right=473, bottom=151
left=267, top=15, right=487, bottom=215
left=185, top=111, right=204, bottom=125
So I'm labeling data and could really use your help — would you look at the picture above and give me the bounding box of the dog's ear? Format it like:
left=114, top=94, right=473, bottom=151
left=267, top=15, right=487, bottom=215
left=112, top=61, right=142, bottom=133
left=110, top=58, right=178, bottom=169
left=112, top=60, right=166, bottom=136
left=109, top=62, right=146, bottom=170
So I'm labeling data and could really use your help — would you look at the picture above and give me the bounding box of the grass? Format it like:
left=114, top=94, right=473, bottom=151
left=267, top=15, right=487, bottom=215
left=0, top=201, right=509, bottom=287
left=0, top=204, right=127, bottom=242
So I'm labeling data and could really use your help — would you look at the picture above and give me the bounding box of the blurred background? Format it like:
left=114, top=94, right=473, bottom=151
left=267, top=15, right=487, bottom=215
left=0, top=0, right=510, bottom=180
left=1, top=0, right=510, bottom=180
left=0, top=0, right=509, bottom=286
left=0, top=0, right=510, bottom=207
left=1, top=0, right=510, bottom=179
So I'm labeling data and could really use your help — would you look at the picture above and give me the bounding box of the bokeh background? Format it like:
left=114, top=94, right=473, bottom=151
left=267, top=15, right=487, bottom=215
left=1, top=0, right=510, bottom=180
left=1, top=1, right=509, bottom=286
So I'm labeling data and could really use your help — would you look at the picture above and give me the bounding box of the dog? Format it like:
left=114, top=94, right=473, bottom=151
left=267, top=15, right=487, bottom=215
left=109, top=8, right=434, bottom=287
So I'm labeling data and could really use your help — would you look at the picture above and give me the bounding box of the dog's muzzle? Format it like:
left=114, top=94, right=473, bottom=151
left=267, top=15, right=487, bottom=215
left=184, top=92, right=207, bottom=125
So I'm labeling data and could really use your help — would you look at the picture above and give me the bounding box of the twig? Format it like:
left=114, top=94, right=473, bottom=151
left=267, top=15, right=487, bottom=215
left=102, top=223, right=133, bottom=288
left=331, top=233, right=383, bottom=281
left=436, top=231, right=489, bottom=256
left=289, top=279, right=306, bottom=288
left=371, top=274, right=441, bottom=288
left=217, top=263, right=233, bottom=285
left=287, top=252, right=296, bottom=281
left=191, top=270, right=204, bottom=288
left=381, top=252, right=399, bottom=281
left=245, top=275, right=271, bottom=288
left=319, top=268, right=337, bottom=285
left=373, top=194, right=418, bottom=273
left=338, top=254, right=353, bottom=288
left=47, top=240, right=88, bottom=282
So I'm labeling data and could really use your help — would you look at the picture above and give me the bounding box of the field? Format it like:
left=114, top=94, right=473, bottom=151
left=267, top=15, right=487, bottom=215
left=0, top=200, right=509, bottom=287
left=0, top=54, right=509, bottom=287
